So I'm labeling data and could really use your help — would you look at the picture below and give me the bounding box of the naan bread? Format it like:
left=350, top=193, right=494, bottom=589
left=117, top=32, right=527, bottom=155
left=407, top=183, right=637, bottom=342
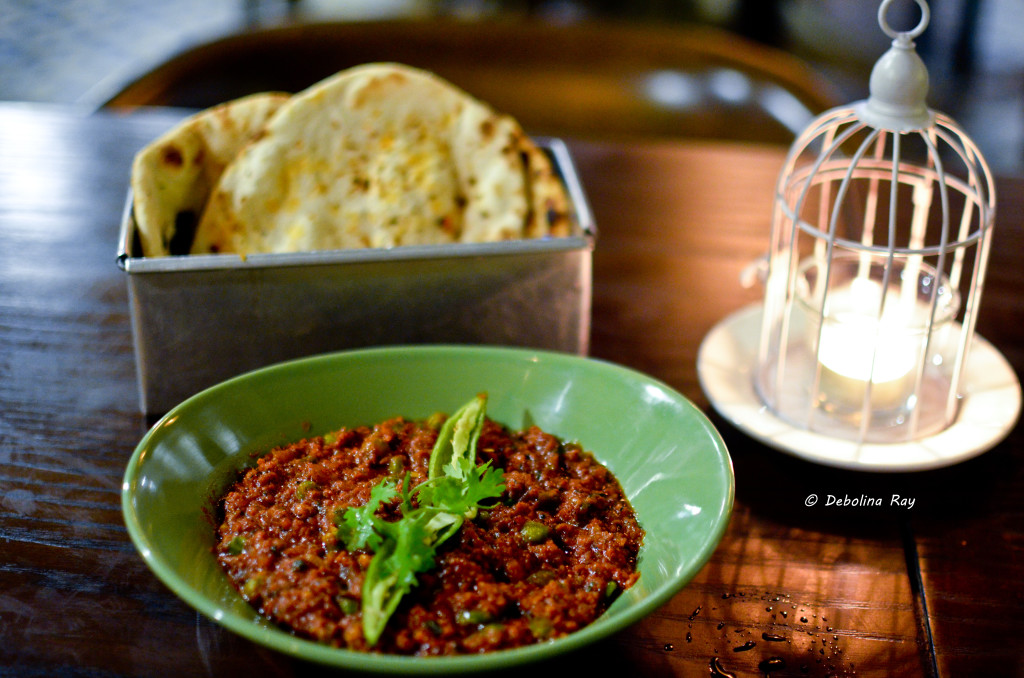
left=191, top=63, right=548, bottom=255
left=519, top=135, right=573, bottom=239
left=131, top=92, right=289, bottom=256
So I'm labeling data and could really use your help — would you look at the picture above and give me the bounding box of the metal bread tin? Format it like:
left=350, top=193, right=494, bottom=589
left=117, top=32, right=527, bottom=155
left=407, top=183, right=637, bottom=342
left=117, top=138, right=595, bottom=414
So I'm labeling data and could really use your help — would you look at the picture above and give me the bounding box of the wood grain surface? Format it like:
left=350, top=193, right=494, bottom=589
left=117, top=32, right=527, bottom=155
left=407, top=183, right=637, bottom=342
left=0, top=103, right=1020, bottom=677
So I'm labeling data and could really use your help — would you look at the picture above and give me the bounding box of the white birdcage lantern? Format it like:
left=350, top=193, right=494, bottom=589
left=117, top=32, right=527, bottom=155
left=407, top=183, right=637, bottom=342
left=754, top=0, right=997, bottom=445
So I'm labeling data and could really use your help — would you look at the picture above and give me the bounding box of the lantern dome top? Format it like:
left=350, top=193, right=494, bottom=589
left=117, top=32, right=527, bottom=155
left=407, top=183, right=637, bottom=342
left=856, top=0, right=935, bottom=132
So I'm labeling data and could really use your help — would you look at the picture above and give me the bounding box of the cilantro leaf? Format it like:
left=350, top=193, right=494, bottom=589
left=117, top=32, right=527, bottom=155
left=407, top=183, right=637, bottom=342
left=335, top=480, right=397, bottom=552
left=417, top=458, right=505, bottom=519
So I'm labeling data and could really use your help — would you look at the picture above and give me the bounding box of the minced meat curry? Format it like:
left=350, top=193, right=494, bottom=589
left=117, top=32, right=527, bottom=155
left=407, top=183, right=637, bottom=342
left=214, top=405, right=643, bottom=655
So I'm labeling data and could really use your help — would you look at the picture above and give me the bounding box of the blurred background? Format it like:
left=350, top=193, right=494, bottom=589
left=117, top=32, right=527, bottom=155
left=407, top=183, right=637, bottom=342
left=1, top=0, right=1021, bottom=175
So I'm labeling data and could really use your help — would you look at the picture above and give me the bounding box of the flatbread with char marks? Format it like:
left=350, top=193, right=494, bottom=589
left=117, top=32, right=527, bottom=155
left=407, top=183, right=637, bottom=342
left=131, top=63, right=572, bottom=257
left=131, top=93, right=288, bottom=256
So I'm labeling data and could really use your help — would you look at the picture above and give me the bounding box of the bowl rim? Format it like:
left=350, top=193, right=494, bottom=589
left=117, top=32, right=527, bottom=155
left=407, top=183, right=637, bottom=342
left=121, top=344, right=734, bottom=673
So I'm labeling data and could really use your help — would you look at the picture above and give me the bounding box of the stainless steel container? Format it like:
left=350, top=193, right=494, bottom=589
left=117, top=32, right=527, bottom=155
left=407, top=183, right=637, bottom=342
left=118, top=139, right=595, bottom=414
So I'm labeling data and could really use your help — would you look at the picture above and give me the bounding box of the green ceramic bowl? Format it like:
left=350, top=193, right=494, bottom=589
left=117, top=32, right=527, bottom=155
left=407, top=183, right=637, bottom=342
left=122, top=345, right=733, bottom=673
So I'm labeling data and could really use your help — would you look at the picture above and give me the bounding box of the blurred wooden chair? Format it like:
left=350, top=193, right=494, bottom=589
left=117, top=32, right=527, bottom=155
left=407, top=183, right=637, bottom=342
left=104, top=19, right=841, bottom=145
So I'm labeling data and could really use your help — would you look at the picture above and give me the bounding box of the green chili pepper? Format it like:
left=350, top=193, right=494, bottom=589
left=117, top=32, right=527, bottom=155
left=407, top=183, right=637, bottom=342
left=428, top=394, right=487, bottom=480
left=520, top=520, right=550, bottom=543
left=343, top=394, right=504, bottom=647
left=295, top=480, right=318, bottom=500
left=456, top=608, right=494, bottom=626
left=527, top=569, right=556, bottom=585
left=528, top=615, right=554, bottom=639
left=336, top=595, right=360, bottom=616
left=241, top=575, right=264, bottom=598
left=605, top=581, right=620, bottom=599
left=425, top=411, right=446, bottom=431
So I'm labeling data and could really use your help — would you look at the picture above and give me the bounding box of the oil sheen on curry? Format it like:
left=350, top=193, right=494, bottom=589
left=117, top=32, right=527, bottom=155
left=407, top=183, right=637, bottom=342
left=214, top=395, right=644, bottom=655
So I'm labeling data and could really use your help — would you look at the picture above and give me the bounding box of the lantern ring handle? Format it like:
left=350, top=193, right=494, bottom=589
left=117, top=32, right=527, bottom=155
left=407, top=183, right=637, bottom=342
left=878, top=0, right=930, bottom=41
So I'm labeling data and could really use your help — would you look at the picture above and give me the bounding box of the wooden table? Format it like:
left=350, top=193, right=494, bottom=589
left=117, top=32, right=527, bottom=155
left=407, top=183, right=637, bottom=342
left=1, top=103, right=1021, bottom=677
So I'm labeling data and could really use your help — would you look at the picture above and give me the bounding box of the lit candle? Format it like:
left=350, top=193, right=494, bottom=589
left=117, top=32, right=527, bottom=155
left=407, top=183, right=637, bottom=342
left=815, top=276, right=920, bottom=413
